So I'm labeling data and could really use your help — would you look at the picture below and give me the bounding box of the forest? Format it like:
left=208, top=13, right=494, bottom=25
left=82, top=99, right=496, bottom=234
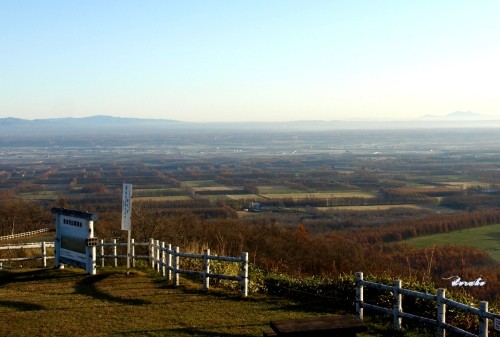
left=1, top=126, right=500, bottom=303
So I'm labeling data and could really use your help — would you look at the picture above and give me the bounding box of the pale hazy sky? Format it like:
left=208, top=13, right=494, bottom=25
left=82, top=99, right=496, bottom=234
left=1, top=1, right=499, bottom=122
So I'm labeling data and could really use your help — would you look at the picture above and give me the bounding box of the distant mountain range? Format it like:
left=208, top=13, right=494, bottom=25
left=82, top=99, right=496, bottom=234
left=419, top=111, right=494, bottom=120
left=1, top=113, right=500, bottom=137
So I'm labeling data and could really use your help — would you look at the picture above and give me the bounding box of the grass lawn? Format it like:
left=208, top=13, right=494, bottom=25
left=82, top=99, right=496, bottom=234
left=0, top=267, right=382, bottom=337
left=406, top=223, right=500, bottom=262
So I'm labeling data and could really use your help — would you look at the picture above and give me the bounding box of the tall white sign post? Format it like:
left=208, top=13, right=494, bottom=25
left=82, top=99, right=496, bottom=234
left=121, top=183, right=133, bottom=272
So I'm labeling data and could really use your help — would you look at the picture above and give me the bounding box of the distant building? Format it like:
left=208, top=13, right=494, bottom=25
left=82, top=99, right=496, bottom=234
left=244, top=202, right=262, bottom=212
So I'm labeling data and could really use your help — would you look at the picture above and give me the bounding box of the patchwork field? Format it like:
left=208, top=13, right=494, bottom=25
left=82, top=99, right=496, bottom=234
left=259, top=191, right=376, bottom=199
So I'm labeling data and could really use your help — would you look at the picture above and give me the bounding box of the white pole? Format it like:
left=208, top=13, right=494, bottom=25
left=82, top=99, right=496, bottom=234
left=131, top=238, right=136, bottom=268
left=174, top=246, right=180, bottom=287
left=155, top=239, right=160, bottom=273
left=126, top=229, right=131, bottom=273
left=150, top=238, right=155, bottom=269
left=479, top=301, right=488, bottom=337
left=166, top=243, right=172, bottom=281
left=113, top=239, right=118, bottom=267
left=42, top=241, right=47, bottom=267
left=437, top=288, right=446, bottom=337
left=393, top=279, right=402, bottom=330
left=356, top=272, right=364, bottom=320
left=100, top=239, right=105, bottom=267
left=241, top=251, right=249, bottom=297
left=121, top=183, right=133, bottom=274
left=161, top=241, right=166, bottom=277
left=203, top=249, right=210, bottom=291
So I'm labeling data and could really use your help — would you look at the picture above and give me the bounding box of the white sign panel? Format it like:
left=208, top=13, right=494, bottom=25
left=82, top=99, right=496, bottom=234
left=52, top=207, right=97, bottom=274
left=121, top=183, right=132, bottom=230
left=60, top=216, right=88, bottom=265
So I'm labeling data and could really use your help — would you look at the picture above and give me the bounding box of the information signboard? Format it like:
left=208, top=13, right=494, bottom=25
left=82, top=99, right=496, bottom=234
left=52, top=208, right=98, bottom=274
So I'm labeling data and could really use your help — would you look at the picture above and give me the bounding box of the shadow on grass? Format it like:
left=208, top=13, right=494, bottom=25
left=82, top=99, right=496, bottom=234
left=0, top=300, right=44, bottom=311
left=268, top=300, right=351, bottom=314
left=115, top=325, right=260, bottom=337
left=74, top=273, right=151, bottom=306
left=0, top=267, right=83, bottom=286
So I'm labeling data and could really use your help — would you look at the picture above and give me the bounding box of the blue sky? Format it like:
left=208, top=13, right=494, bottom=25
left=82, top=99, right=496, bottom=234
left=1, top=1, right=499, bottom=122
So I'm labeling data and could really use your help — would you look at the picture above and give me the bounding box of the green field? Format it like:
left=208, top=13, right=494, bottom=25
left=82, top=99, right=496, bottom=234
left=406, top=224, right=500, bottom=262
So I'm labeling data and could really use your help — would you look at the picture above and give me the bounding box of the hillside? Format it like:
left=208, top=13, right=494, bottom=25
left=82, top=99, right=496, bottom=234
left=0, top=267, right=373, bottom=337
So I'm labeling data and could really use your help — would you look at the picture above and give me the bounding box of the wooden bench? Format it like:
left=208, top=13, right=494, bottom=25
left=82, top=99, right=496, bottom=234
left=264, top=315, right=367, bottom=337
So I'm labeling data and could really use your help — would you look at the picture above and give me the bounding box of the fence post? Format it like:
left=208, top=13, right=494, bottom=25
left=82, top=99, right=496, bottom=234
left=203, top=249, right=210, bottom=292
left=149, top=238, right=155, bottom=269
left=155, top=239, right=160, bottom=273
left=100, top=239, right=105, bottom=267
left=356, top=272, right=364, bottom=320
left=131, top=238, right=135, bottom=268
left=113, top=239, right=118, bottom=267
left=42, top=241, right=47, bottom=267
left=173, top=246, right=180, bottom=287
left=160, top=241, right=165, bottom=277
left=479, top=301, right=488, bottom=337
left=394, top=279, right=402, bottom=330
left=240, top=251, right=249, bottom=297
left=437, top=288, right=446, bottom=337
left=166, top=243, right=172, bottom=281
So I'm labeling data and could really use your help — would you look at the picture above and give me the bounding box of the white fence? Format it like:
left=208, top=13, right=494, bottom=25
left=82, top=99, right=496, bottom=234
left=0, top=238, right=250, bottom=297
left=99, top=238, right=249, bottom=297
left=0, top=241, right=54, bottom=268
left=0, top=228, right=51, bottom=241
left=356, top=272, right=499, bottom=337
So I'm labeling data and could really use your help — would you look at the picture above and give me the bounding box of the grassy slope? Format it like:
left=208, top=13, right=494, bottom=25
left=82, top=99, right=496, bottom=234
left=0, top=267, right=375, bottom=337
left=405, top=223, right=500, bottom=262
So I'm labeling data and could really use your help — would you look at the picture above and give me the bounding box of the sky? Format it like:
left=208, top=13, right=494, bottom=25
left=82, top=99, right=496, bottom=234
left=1, top=1, right=499, bottom=122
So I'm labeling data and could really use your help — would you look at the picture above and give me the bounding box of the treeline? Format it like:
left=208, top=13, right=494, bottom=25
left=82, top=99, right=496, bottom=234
left=348, top=210, right=500, bottom=244
left=96, top=206, right=500, bottom=302
left=1, top=195, right=499, bottom=302
left=0, top=195, right=53, bottom=236
left=441, top=192, right=500, bottom=210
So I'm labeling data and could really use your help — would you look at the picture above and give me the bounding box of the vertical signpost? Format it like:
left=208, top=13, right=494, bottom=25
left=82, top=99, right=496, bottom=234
left=121, top=183, right=133, bottom=273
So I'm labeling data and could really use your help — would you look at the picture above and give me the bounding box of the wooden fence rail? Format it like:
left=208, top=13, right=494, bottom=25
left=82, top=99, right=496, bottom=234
left=0, top=228, right=51, bottom=241
left=99, top=238, right=249, bottom=297
left=0, top=239, right=249, bottom=297
left=0, top=242, right=54, bottom=268
left=356, top=272, right=499, bottom=337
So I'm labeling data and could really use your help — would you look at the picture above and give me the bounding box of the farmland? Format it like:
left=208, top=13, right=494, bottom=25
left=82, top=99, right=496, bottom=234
left=406, top=223, right=500, bottom=262
left=1, top=125, right=500, bottom=303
